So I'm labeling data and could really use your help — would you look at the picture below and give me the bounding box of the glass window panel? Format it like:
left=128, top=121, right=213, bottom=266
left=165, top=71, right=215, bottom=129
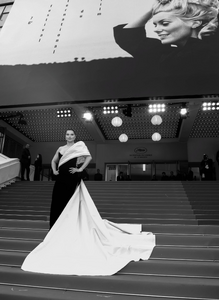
left=105, top=164, right=116, bottom=182
left=117, top=164, right=128, bottom=179
left=130, top=164, right=152, bottom=181
left=191, top=167, right=201, bottom=181
left=155, top=163, right=177, bottom=180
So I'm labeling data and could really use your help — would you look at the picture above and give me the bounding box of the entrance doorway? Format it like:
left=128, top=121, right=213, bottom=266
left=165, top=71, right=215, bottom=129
left=130, top=163, right=152, bottom=181
left=105, top=164, right=129, bottom=181
left=105, top=162, right=186, bottom=181
left=105, top=163, right=152, bottom=181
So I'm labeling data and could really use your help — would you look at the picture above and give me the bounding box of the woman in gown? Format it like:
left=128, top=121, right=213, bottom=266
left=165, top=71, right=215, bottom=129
left=21, top=130, right=156, bottom=276
left=49, top=130, right=92, bottom=228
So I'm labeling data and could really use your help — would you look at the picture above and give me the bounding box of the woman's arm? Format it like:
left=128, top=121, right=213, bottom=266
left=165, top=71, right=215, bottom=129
left=69, top=155, right=92, bottom=174
left=77, top=155, right=92, bottom=172
left=113, top=23, right=161, bottom=60
left=124, top=7, right=153, bottom=29
left=51, top=148, right=60, bottom=175
left=123, top=1, right=154, bottom=29
left=113, top=2, right=161, bottom=58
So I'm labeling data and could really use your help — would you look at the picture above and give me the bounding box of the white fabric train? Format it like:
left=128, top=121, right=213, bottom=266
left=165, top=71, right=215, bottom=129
left=21, top=181, right=156, bottom=276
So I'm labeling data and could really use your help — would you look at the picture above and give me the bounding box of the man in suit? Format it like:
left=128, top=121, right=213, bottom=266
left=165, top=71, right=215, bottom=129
left=20, top=144, right=31, bottom=181
left=94, top=169, right=103, bottom=181
left=117, top=171, right=125, bottom=181
left=200, top=154, right=213, bottom=181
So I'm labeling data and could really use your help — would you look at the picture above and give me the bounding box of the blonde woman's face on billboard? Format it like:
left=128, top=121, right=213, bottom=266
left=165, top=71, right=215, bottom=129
left=153, top=12, right=194, bottom=46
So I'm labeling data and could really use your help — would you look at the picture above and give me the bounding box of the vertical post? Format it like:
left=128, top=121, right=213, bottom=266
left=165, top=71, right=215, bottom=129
left=0, top=127, right=6, bottom=154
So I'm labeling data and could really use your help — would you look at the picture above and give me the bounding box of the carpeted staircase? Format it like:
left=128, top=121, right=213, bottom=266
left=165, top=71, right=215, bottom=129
left=0, top=180, right=218, bottom=300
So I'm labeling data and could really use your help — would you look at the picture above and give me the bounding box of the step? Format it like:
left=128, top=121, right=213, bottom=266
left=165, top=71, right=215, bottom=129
left=1, top=233, right=219, bottom=247
left=121, top=259, right=219, bottom=279
left=0, top=211, right=197, bottom=220
left=0, top=204, right=194, bottom=210
left=108, top=217, right=199, bottom=225
left=0, top=246, right=218, bottom=262
left=142, top=224, right=219, bottom=234
left=0, top=214, right=49, bottom=221
left=1, top=258, right=219, bottom=279
left=0, top=228, right=47, bottom=240
left=0, top=283, right=179, bottom=300
left=0, top=215, right=202, bottom=224
left=1, top=219, right=219, bottom=234
left=111, top=218, right=219, bottom=225
left=0, top=219, right=49, bottom=230
left=0, top=266, right=218, bottom=300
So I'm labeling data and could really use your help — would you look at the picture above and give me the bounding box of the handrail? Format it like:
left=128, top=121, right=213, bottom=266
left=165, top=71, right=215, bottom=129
left=0, top=153, right=20, bottom=186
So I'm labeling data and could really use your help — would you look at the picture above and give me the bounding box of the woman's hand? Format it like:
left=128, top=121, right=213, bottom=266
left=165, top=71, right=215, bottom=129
left=69, top=167, right=83, bottom=174
left=53, top=170, right=59, bottom=176
left=124, top=1, right=154, bottom=28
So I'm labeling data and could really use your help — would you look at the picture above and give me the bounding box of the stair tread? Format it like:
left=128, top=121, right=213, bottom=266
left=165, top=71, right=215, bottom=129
left=0, top=266, right=218, bottom=299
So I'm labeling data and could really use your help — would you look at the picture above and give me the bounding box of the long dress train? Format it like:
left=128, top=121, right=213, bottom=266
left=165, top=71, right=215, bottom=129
left=21, top=180, right=156, bottom=276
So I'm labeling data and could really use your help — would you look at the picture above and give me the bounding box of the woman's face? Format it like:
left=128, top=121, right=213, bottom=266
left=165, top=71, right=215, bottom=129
left=66, top=130, right=75, bottom=142
left=153, top=11, right=194, bottom=46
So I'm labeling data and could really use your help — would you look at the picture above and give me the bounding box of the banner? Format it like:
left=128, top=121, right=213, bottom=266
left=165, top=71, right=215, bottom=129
left=0, top=0, right=156, bottom=64
left=0, top=0, right=218, bottom=105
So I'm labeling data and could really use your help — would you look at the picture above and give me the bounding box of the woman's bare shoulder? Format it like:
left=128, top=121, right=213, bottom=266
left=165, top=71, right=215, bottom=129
left=57, top=145, right=66, bottom=154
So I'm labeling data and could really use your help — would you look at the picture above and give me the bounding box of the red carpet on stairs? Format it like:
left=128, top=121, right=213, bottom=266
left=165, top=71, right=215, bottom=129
left=0, top=180, right=219, bottom=300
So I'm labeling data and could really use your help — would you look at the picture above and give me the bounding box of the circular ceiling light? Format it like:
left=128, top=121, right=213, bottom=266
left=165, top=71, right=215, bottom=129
left=152, top=132, right=161, bottom=141
left=111, top=116, right=122, bottom=127
left=180, top=108, right=188, bottom=116
left=83, top=112, right=93, bottom=121
left=119, top=133, right=128, bottom=142
left=151, top=115, right=162, bottom=125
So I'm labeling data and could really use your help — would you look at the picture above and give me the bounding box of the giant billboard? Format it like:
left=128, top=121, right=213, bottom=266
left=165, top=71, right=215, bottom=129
left=0, top=0, right=218, bottom=106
